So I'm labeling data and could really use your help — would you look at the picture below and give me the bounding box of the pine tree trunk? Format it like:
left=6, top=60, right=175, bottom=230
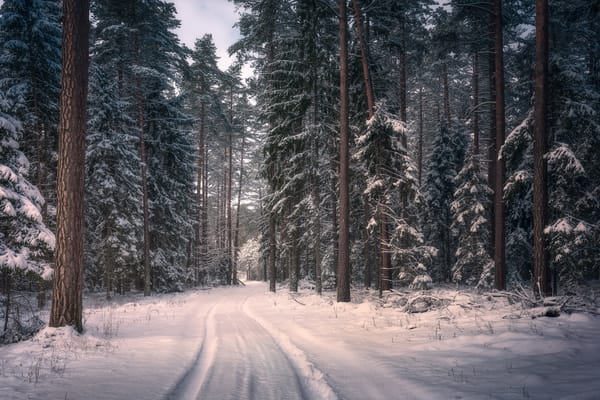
left=493, top=0, right=506, bottom=290
left=398, top=25, right=408, bottom=148
left=227, top=134, right=233, bottom=285
left=233, top=126, right=246, bottom=285
left=312, top=91, right=323, bottom=295
left=337, top=0, right=351, bottom=302
left=136, top=81, right=151, bottom=296
left=269, top=212, right=277, bottom=292
left=418, top=86, right=424, bottom=186
left=379, top=211, right=392, bottom=291
left=533, top=0, right=551, bottom=296
left=197, top=101, right=206, bottom=284
left=3, top=270, right=10, bottom=333
left=488, top=1, right=497, bottom=267
left=49, top=0, right=89, bottom=332
left=351, top=0, right=374, bottom=118
left=473, top=51, right=480, bottom=155
left=443, top=63, right=451, bottom=127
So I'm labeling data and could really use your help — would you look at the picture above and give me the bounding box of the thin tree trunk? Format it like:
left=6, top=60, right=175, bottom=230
left=363, top=200, right=372, bottom=289
left=197, top=101, right=206, bottom=284
left=259, top=187, right=268, bottom=282
left=473, top=51, right=480, bottom=155
left=418, top=86, right=424, bottom=186
left=493, top=0, right=506, bottom=290
left=398, top=25, right=408, bottom=148
left=379, top=210, right=392, bottom=291
left=227, top=89, right=234, bottom=285
left=533, top=0, right=550, bottom=296
left=136, top=78, right=151, bottom=296
left=488, top=1, right=497, bottom=265
left=3, top=270, right=10, bottom=333
left=227, top=140, right=233, bottom=285
left=313, top=83, right=323, bottom=295
left=49, top=0, right=89, bottom=332
left=233, top=125, right=246, bottom=285
left=351, top=0, right=375, bottom=118
left=202, top=143, right=208, bottom=263
left=443, top=62, right=451, bottom=127
left=269, top=211, right=277, bottom=292
left=337, top=0, right=351, bottom=302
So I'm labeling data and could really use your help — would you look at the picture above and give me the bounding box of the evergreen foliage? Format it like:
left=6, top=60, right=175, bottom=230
left=451, top=148, right=494, bottom=287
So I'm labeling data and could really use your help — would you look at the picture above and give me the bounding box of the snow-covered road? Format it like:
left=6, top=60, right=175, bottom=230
left=168, top=292, right=310, bottom=400
left=1, top=282, right=599, bottom=399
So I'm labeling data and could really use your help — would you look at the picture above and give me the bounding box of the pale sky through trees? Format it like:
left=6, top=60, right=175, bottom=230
left=171, top=0, right=241, bottom=70
left=0, top=0, right=242, bottom=70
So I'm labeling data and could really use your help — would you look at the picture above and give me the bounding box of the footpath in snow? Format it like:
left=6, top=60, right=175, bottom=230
left=0, top=281, right=599, bottom=399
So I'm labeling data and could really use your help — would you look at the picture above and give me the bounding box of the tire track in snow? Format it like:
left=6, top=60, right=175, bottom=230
left=242, top=297, right=339, bottom=400
left=166, top=302, right=219, bottom=400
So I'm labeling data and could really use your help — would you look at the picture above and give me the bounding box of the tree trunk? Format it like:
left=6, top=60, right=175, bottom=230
left=493, top=0, right=506, bottom=290
left=443, top=62, right=451, bottom=127
left=312, top=86, right=323, bottom=295
left=269, top=212, right=277, bottom=292
left=197, top=100, right=206, bottom=284
left=227, top=89, right=234, bottom=285
left=233, top=125, right=246, bottom=285
left=49, top=0, right=89, bottom=332
left=398, top=25, right=408, bottom=149
left=418, top=86, right=424, bottom=186
left=337, top=0, right=351, bottom=302
left=533, top=0, right=550, bottom=296
left=473, top=51, right=480, bottom=155
left=488, top=0, right=497, bottom=267
left=351, top=0, right=375, bottom=118
left=136, top=81, right=151, bottom=296
left=3, top=270, right=10, bottom=333
left=379, top=212, right=392, bottom=291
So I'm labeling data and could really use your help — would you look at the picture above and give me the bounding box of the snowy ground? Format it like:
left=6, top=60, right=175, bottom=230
left=0, top=281, right=599, bottom=400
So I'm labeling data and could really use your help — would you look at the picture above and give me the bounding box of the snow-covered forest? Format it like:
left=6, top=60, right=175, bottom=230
left=0, top=0, right=599, bottom=398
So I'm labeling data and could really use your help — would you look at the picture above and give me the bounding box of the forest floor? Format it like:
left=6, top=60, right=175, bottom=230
left=0, top=281, right=599, bottom=399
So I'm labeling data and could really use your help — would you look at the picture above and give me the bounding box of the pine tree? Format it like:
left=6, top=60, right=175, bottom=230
left=451, top=148, right=494, bottom=287
left=1, top=106, right=55, bottom=323
left=355, top=108, right=433, bottom=290
left=85, top=64, right=142, bottom=296
left=422, top=121, right=462, bottom=283
left=0, top=0, right=61, bottom=227
left=91, top=0, right=194, bottom=293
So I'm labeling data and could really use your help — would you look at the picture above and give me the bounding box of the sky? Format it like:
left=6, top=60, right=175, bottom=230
left=172, top=0, right=242, bottom=71
left=0, top=0, right=242, bottom=71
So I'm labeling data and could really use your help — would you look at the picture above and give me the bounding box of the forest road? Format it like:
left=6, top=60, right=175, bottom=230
left=166, top=286, right=315, bottom=400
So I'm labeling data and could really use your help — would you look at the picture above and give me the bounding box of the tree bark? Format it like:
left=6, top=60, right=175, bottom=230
left=488, top=0, right=497, bottom=270
left=49, top=0, right=89, bottom=332
left=473, top=51, right=480, bottom=155
left=233, top=124, right=246, bottom=285
left=493, top=0, right=506, bottom=290
left=351, top=0, right=375, bottom=118
left=533, top=0, right=550, bottom=296
left=197, top=101, right=206, bottom=284
left=3, top=270, right=10, bottom=333
left=337, top=0, right=351, bottom=302
left=443, top=62, right=451, bottom=127
left=227, top=138, right=233, bottom=285
left=268, top=211, right=277, bottom=292
left=135, top=75, right=151, bottom=296
left=418, top=86, right=424, bottom=186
